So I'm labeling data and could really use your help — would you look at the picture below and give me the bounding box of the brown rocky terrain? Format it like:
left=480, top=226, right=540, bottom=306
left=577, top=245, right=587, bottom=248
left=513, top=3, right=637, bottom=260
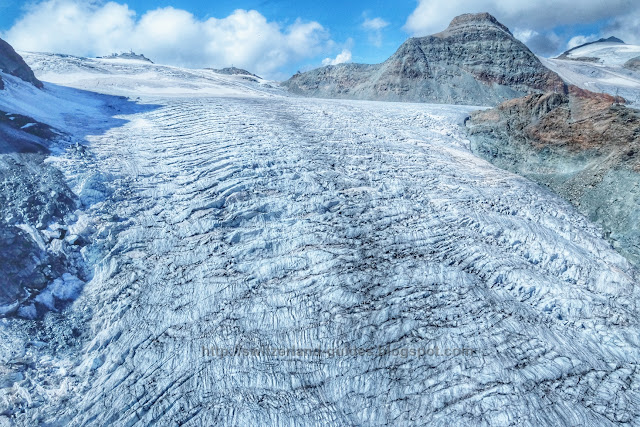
left=467, top=86, right=640, bottom=265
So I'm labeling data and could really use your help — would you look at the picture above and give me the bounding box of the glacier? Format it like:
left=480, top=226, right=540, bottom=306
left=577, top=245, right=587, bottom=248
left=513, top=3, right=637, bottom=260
left=0, top=53, right=639, bottom=426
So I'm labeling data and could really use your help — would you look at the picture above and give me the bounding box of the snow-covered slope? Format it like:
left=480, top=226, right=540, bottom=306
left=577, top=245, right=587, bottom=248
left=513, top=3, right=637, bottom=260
left=541, top=41, right=640, bottom=105
left=562, top=42, right=640, bottom=66
left=1, top=53, right=640, bottom=425
left=541, top=56, right=640, bottom=105
left=21, top=52, right=283, bottom=98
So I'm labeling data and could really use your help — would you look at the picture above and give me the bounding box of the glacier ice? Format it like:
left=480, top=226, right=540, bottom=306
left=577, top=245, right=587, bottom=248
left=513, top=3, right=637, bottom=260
left=0, top=53, right=639, bottom=426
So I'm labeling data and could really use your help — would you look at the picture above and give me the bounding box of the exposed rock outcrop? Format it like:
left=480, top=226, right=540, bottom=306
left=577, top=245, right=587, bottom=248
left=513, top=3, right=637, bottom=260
left=207, top=67, right=260, bottom=78
left=283, top=13, right=565, bottom=105
left=0, top=108, right=83, bottom=317
left=467, top=86, right=640, bottom=265
left=0, top=37, right=43, bottom=89
left=98, top=51, right=153, bottom=63
left=625, top=56, right=640, bottom=72
left=0, top=111, right=57, bottom=154
left=0, top=155, right=78, bottom=316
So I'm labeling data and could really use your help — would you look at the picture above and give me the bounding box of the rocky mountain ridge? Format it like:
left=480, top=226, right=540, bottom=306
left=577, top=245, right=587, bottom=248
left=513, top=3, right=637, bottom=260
left=284, top=13, right=564, bottom=105
left=0, top=37, right=43, bottom=90
left=207, top=66, right=260, bottom=78
left=98, top=51, right=153, bottom=63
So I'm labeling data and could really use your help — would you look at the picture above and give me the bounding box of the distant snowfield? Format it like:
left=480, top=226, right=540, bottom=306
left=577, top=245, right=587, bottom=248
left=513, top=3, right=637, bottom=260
left=1, top=53, right=640, bottom=425
left=22, top=53, right=283, bottom=98
left=563, top=42, right=640, bottom=66
left=540, top=44, right=640, bottom=105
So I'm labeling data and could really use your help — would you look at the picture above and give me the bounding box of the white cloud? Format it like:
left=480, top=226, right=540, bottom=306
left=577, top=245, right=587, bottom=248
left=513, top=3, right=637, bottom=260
left=404, top=0, right=636, bottom=36
left=361, top=16, right=389, bottom=47
left=322, top=49, right=352, bottom=66
left=2, top=0, right=335, bottom=79
left=362, top=17, right=389, bottom=31
left=602, top=11, right=640, bottom=45
left=566, top=34, right=599, bottom=50
left=403, top=0, right=640, bottom=56
left=512, top=29, right=538, bottom=44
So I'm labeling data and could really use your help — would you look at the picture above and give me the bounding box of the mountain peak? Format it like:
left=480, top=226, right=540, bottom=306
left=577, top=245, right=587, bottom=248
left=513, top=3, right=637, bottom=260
left=441, top=12, right=512, bottom=36
left=284, top=9, right=564, bottom=106
left=558, top=36, right=627, bottom=60
left=600, top=36, right=625, bottom=44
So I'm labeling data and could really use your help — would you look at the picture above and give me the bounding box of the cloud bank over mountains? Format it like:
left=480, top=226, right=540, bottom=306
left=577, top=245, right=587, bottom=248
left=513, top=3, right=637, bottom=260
left=405, top=0, right=640, bottom=55
left=2, top=0, right=335, bottom=79
left=2, top=0, right=640, bottom=78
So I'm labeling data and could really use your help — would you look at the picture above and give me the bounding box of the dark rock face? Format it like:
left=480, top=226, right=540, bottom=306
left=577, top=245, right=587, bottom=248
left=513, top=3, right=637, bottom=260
left=0, top=222, right=64, bottom=313
left=0, top=152, right=79, bottom=316
left=0, top=109, right=83, bottom=317
left=467, top=86, right=640, bottom=265
left=0, top=111, right=58, bottom=154
left=0, top=37, right=43, bottom=89
left=208, top=67, right=260, bottom=78
left=283, top=13, right=564, bottom=105
left=625, top=56, right=640, bottom=71
left=98, top=51, right=153, bottom=63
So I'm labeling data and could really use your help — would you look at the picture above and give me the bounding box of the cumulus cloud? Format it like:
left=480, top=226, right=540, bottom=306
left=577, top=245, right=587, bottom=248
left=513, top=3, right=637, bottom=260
left=512, top=29, right=537, bottom=44
left=362, top=17, right=389, bottom=32
left=2, top=0, right=334, bottom=78
left=322, top=49, right=352, bottom=66
left=602, top=11, right=640, bottom=45
left=362, top=16, right=389, bottom=47
left=361, top=16, right=390, bottom=47
left=566, top=35, right=599, bottom=50
left=404, top=0, right=640, bottom=55
left=513, top=30, right=563, bottom=56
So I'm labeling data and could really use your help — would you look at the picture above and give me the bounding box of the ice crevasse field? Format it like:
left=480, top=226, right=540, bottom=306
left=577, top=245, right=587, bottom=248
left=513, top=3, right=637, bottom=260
left=0, top=53, right=639, bottom=425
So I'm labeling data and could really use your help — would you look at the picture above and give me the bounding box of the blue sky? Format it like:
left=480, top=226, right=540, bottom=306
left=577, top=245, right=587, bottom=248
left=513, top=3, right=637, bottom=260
left=1, top=0, right=637, bottom=80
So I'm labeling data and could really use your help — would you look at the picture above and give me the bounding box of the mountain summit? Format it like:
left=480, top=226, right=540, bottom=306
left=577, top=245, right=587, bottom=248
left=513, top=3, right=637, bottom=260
left=435, top=12, right=513, bottom=37
left=558, top=36, right=625, bottom=59
left=283, top=13, right=564, bottom=105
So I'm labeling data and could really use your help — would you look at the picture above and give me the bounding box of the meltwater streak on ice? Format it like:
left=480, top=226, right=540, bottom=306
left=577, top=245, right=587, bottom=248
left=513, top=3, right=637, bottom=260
left=5, top=54, right=640, bottom=425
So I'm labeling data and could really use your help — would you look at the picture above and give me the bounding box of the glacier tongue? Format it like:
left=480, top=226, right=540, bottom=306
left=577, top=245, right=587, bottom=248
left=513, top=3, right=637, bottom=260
left=2, top=55, right=640, bottom=426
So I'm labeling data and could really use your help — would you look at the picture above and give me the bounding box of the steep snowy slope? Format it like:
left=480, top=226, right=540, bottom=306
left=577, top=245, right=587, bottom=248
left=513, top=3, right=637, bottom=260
left=1, top=53, right=639, bottom=426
